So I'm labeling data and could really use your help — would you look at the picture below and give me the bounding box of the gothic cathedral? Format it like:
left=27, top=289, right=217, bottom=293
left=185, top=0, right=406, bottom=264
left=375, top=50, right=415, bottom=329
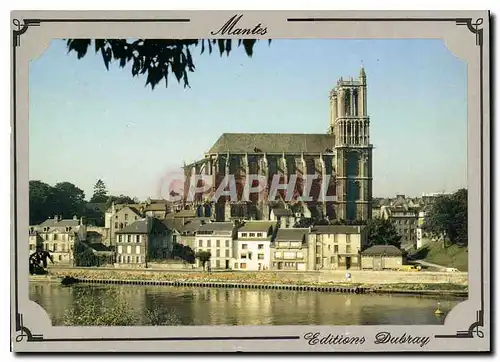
left=182, top=66, right=373, bottom=223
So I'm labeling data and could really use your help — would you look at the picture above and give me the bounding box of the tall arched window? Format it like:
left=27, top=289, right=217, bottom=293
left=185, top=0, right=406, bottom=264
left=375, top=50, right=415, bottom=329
left=344, top=89, right=351, bottom=116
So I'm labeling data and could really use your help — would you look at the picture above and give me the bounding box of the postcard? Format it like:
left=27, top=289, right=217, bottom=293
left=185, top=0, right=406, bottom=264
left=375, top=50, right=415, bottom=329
left=11, top=10, right=490, bottom=352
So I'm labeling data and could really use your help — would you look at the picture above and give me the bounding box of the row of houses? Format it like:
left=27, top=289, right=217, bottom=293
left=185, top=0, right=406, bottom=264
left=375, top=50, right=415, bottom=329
left=29, top=213, right=404, bottom=271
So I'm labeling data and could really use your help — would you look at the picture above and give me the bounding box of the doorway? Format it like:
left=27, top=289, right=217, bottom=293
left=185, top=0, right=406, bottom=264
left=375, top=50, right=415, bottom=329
left=225, top=259, right=230, bottom=269
left=345, top=256, right=351, bottom=270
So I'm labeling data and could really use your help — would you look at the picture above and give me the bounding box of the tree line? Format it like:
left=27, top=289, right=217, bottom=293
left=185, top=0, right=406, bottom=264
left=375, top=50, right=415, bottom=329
left=29, top=179, right=137, bottom=226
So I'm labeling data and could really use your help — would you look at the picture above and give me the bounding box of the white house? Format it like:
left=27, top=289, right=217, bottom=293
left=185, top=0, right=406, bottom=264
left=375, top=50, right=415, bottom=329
left=195, top=222, right=236, bottom=270
left=233, top=221, right=276, bottom=271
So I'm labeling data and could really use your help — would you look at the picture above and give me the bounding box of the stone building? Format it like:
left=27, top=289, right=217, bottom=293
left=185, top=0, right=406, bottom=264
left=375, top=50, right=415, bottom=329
left=164, top=217, right=210, bottom=250
left=182, top=67, right=373, bottom=224
left=194, top=222, right=236, bottom=270
left=32, top=215, right=86, bottom=264
left=380, top=195, right=419, bottom=250
left=115, top=217, right=171, bottom=267
left=108, top=205, right=143, bottom=247
left=270, top=228, right=310, bottom=271
left=233, top=221, right=276, bottom=271
left=307, top=225, right=367, bottom=270
left=360, top=245, right=404, bottom=270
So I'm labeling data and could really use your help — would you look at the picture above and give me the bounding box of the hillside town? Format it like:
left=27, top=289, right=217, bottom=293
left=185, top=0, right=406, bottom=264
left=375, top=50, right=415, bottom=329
left=29, top=68, right=466, bottom=274
left=29, top=191, right=453, bottom=272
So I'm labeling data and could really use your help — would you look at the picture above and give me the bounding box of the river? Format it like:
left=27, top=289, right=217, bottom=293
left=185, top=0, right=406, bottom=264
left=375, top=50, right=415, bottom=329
left=30, top=282, right=465, bottom=326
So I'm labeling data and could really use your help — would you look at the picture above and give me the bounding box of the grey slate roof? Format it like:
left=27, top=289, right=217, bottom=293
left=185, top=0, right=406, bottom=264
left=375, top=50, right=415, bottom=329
left=207, top=133, right=336, bottom=154
left=275, top=228, right=309, bottom=242
left=197, top=222, right=234, bottom=233
left=239, top=221, right=276, bottom=233
left=38, top=218, right=80, bottom=228
left=116, top=218, right=167, bottom=234
left=361, top=245, right=403, bottom=256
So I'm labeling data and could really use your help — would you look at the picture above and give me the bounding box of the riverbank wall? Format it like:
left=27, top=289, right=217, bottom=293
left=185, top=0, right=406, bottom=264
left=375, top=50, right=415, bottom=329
left=44, top=266, right=468, bottom=286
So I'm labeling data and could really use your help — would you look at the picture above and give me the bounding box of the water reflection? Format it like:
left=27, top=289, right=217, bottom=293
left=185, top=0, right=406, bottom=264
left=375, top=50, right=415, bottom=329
left=30, top=282, right=465, bottom=326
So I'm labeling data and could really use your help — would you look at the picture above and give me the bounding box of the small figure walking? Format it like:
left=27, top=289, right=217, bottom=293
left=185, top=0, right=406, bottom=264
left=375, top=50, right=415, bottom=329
left=345, top=271, right=352, bottom=283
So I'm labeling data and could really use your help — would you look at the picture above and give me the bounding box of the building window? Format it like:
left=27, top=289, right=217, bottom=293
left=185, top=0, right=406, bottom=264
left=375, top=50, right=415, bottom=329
left=258, top=244, right=264, bottom=249
left=136, top=246, right=141, bottom=254
left=242, top=244, right=248, bottom=250
left=124, top=222, right=128, bottom=227
left=199, top=240, right=203, bottom=247
left=216, top=260, right=221, bottom=268
left=241, top=233, right=247, bottom=237
left=241, top=254, right=247, bottom=259
left=346, top=235, right=351, bottom=243
left=330, top=256, right=335, bottom=263
left=127, top=256, right=131, bottom=263
left=216, top=249, right=220, bottom=257
left=136, top=235, right=140, bottom=243
left=240, top=263, right=247, bottom=269
left=284, top=251, right=295, bottom=260
left=136, top=256, right=140, bottom=263
left=249, top=233, right=256, bottom=237
left=118, top=245, right=123, bottom=254
left=135, top=216, right=138, bottom=220
left=118, top=235, right=122, bottom=243
left=316, top=257, right=321, bottom=265
left=127, top=245, right=132, bottom=254
left=58, top=255, right=62, bottom=261
left=274, top=251, right=282, bottom=259
left=127, top=235, right=131, bottom=242
left=115, top=222, right=118, bottom=229
left=225, top=249, right=229, bottom=257
left=216, top=240, right=220, bottom=247
left=316, top=246, right=321, bottom=254
left=297, top=251, right=304, bottom=259
left=346, top=245, right=352, bottom=253
left=257, top=233, right=263, bottom=237
left=225, top=240, right=230, bottom=247
left=207, top=240, right=211, bottom=248
left=53, top=234, right=58, bottom=241
left=53, top=244, right=58, bottom=252
left=29, top=244, right=34, bottom=251
left=258, top=254, right=264, bottom=260
left=334, top=245, right=339, bottom=253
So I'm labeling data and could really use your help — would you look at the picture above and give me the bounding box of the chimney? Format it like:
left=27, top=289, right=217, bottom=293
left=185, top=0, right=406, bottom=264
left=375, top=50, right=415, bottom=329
left=53, top=215, right=58, bottom=222
left=73, top=215, right=78, bottom=220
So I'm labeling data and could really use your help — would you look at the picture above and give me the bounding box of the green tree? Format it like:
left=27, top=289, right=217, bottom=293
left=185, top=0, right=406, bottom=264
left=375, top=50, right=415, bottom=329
left=66, top=39, right=270, bottom=90
left=195, top=250, right=211, bottom=271
left=105, top=194, right=137, bottom=209
left=423, top=188, right=467, bottom=246
left=29, top=180, right=56, bottom=224
left=365, top=218, right=402, bottom=249
left=90, top=179, right=108, bottom=203
left=172, top=243, right=195, bottom=264
left=53, top=182, right=86, bottom=219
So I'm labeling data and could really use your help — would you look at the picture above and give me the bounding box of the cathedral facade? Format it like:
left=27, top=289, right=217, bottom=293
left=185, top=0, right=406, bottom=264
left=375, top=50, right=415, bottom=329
left=182, top=67, right=373, bottom=223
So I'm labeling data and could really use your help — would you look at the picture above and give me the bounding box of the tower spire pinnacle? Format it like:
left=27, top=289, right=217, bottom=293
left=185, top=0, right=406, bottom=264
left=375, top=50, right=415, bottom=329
left=359, top=61, right=366, bottom=79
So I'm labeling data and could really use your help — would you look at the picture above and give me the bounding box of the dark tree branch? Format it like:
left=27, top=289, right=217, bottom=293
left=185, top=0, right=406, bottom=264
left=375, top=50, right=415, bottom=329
left=66, top=39, right=272, bottom=90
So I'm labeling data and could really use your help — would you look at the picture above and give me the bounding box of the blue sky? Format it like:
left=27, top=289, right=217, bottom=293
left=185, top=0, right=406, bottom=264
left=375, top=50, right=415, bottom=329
left=29, top=39, right=467, bottom=200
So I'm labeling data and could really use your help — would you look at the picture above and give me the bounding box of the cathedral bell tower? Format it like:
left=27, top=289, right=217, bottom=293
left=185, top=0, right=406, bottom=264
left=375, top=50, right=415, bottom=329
left=329, top=65, right=373, bottom=222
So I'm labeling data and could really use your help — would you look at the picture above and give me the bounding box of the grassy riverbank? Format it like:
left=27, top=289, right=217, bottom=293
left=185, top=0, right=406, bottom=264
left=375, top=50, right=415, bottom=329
left=36, top=267, right=468, bottom=296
